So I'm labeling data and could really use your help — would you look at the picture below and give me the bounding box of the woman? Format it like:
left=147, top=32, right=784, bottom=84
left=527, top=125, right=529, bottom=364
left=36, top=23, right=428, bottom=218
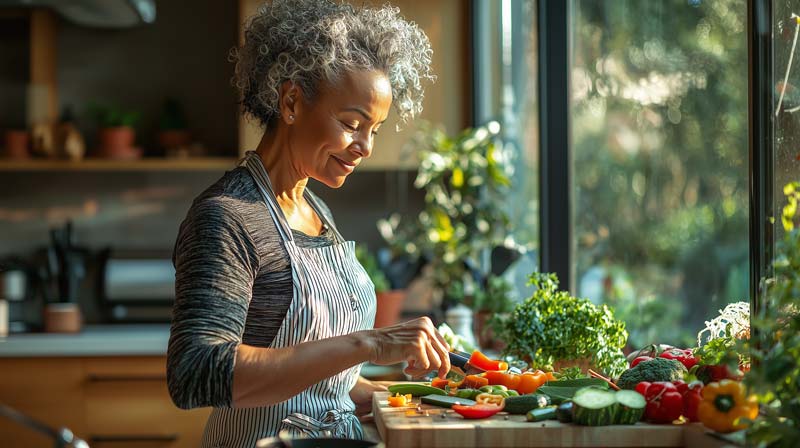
left=166, top=0, right=450, bottom=446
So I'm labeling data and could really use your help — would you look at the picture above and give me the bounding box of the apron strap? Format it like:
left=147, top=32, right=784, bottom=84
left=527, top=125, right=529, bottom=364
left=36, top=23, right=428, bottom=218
left=241, top=152, right=295, bottom=242
left=304, top=190, right=346, bottom=244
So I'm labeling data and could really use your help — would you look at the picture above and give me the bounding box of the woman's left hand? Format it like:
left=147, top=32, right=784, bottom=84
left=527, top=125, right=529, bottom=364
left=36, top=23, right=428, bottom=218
left=350, top=376, right=388, bottom=419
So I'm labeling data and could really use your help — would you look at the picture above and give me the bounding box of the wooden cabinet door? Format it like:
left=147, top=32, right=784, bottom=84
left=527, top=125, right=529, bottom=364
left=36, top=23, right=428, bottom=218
left=0, top=358, right=87, bottom=448
left=83, top=357, right=210, bottom=448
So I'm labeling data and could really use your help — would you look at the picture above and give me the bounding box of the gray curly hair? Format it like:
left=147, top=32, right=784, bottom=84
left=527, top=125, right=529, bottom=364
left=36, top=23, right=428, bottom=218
left=231, top=0, right=435, bottom=129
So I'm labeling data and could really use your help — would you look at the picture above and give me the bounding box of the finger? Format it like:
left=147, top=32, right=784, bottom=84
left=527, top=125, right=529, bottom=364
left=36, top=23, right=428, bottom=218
left=429, top=326, right=451, bottom=352
left=425, top=339, right=443, bottom=377
left=423, top=328, right=451, bottom=378
left=410, top=337, right=431, bottom=371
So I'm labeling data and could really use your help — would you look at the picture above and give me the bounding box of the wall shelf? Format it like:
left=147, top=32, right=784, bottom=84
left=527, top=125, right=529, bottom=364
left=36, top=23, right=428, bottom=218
left=0, top=157, right=238, bottom=172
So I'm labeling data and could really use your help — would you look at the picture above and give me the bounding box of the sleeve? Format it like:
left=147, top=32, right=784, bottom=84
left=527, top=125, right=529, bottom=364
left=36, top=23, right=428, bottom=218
left=166, top=198, right=259, bottom=409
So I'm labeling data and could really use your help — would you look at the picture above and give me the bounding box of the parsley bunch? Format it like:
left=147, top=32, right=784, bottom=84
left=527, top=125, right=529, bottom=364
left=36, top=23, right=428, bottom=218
left=495, top=272, right=629, bottom=377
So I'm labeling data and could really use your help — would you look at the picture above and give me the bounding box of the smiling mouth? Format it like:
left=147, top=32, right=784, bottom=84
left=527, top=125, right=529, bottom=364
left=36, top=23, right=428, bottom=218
left=332, top=155, right=357, bottom=172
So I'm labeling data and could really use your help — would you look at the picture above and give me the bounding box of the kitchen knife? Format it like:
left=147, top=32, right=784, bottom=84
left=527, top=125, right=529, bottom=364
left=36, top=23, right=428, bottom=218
left=448, top=351, right=485, bottom=376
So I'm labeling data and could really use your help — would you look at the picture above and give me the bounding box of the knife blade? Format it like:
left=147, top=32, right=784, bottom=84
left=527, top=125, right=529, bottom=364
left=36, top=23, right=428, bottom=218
left=448, top=351, right=485, bottom=376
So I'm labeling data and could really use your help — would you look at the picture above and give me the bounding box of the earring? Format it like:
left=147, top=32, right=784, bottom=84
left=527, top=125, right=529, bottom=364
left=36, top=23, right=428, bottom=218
left=288, top=114, right=295, bottom=122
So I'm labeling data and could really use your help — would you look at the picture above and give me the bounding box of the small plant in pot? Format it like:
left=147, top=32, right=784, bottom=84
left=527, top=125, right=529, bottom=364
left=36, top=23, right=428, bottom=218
left=87, top=102, right=141, bottom=159
left=355, top=244, right=406, bottom=328
left=157, top=97, right=192, bottom=157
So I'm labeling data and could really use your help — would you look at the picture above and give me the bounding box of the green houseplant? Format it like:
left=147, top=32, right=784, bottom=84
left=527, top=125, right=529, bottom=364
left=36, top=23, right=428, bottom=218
left=377, top=120, right=517, bottom=314
left=494, top=272, right=629, bottom=376
left=86, top=102, right=141, bottom=159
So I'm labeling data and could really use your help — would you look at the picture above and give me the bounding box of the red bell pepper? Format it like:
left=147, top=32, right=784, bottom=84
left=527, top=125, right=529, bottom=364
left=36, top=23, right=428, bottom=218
left=468, top=351, right=509, bottom=372
left=693, top=364, right=743, bottom=384
left=630, top=355, right=653, bottom=368
left=451, top=403, right=503, bottom=419
left=681, top=381, right=703, bottom=422
left=639, top=381, right=684, bottom=423
left=658, top=348, right=698, bottom=370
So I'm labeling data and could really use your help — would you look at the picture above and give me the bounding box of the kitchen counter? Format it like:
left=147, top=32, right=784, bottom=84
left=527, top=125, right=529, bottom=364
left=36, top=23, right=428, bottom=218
left=0, top=324, right=171, bottom=357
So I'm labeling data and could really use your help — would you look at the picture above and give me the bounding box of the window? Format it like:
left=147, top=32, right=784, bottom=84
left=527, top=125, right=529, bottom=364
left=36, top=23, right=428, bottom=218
left=570, top=0, right=749, bottom=347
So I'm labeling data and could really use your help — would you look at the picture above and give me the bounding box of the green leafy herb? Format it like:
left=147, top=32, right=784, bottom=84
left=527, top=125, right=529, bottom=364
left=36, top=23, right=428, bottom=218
left=554, top=366, right=587, bottom=380
left=495, top=272, right=629, bottom=377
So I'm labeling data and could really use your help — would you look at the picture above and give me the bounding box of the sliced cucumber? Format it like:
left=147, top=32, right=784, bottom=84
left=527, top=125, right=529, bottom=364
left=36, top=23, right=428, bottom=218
left=614, top=390, right=646, bottom=425
left=544, top=378, right=610, bottom=389
left=572, top=387, right=618, bottom=426
left=388, top=384, right=446, bottom=397
left=504, top=394, right=551, bottom=415
left=420, top=394, right=476, bottom=408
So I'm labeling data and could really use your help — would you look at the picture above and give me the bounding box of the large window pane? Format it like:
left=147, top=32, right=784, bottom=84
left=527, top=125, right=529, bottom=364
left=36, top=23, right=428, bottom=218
left=571, top=0, right=749, bottom=348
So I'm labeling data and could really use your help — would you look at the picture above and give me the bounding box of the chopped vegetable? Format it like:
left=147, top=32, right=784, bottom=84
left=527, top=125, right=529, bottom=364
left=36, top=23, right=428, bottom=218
left=387, top=393, right=413, bottom=407
left=640, top=381, right=683, bottom=423
left=468, top=351, right=509, bottom=372
left=431, top=378, right=449, bottom=389
left=462, top=374, right=489, bottom=389
left=526, top=406, right=558, bottom=422
left=452, top=403, right=503, bottom=419
left=420, top=394, right=476, bottom=408
left=504, top=394, right=551, bottom=415
left=697, top=380, right=758, bottom=433
left=388, top=384, right=446, bottom=397
left=572, top=387, right=619, bottom=426
left=454, top=388, right=482, bottom=400
left=614, top=390, right=646, bottom=424
left=475, top=393, right=505, bottom=407
left=616, top=358, right=687, bottom=390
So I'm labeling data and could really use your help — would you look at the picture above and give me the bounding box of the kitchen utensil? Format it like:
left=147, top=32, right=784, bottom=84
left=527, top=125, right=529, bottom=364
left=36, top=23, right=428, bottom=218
left=448, top=351, right=486, bottom=376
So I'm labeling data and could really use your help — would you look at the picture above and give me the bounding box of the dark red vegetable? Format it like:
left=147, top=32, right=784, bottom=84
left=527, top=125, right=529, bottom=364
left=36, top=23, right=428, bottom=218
left=680, top=381, right=703, bottom=422
left=630, top=356, right=654, bottom=368
left=658, top=348, right=698, bottom=370
left=451, top=403, right=503, bottom=419
left=639, top=381, right=683, bottom=423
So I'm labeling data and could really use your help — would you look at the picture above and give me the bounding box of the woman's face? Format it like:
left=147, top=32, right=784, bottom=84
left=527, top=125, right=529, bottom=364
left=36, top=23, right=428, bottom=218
left=289, top=69, right=393, bottom=188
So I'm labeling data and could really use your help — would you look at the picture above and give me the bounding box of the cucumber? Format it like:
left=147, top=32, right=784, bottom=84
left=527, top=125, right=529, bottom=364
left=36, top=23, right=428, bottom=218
left=526, top=406, right=558, bottom=422
left=504, top=394, right=551, bottom=415
left=545, top=378, right=610, bottom=389
left=572, top=387, right=618, bottom=426
left=614, top=390, right=646, bottom=424
left=388, top=384, right=446, bottom=397
left=556, top=401, right=574, bottom=423
left=420, top=394, right=476, bottom=408
left=536, top=386, right=577, bottom=404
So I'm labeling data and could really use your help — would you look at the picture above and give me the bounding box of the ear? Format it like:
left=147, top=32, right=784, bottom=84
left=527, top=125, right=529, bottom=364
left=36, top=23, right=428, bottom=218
left=278, top=80, right=302, bottom=125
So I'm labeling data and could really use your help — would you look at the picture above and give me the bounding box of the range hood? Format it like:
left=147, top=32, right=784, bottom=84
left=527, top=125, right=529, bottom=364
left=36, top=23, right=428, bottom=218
left=0, top=0, right=156, bottom=28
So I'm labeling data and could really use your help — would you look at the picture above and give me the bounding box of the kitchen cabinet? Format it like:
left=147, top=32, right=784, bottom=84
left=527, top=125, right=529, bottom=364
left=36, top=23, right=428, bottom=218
left=0, top=356, right=210, bottom=448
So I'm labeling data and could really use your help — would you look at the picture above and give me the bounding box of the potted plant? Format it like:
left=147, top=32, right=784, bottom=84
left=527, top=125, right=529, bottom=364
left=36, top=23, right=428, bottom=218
left=377, top=121, right=520, bottom=323
left=157, top=97, right=192, bottom=157
left=494, top=272, right=629, bottom=376
left=355, top=244, right=405, bottom=328
left=87, top=102, right=141, bottom=159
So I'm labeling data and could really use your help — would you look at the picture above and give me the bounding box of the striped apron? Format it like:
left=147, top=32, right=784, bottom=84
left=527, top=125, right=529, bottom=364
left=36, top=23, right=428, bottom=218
left=201, top=152, right=377, bottom=447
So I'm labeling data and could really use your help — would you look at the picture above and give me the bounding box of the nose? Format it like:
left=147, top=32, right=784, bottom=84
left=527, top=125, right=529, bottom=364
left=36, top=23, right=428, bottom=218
left=350, top=133, right=373, bottom=159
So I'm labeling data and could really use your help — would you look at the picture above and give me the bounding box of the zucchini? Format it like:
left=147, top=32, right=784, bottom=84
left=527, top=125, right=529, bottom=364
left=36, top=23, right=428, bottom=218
left=526, top=406, right=558, bottom=422
left=504, top=394, right=551, bottom=415
left=614, top=390, right=646, bottom=424
left=556, top=401, right=574, bottom=423
left=572, top=387, right=618, bottom=426
left=420, top=394, right=476, bottom=408
left=544, top=378, right=610, bottom=389
left=388, top=384, right=446, bottom=397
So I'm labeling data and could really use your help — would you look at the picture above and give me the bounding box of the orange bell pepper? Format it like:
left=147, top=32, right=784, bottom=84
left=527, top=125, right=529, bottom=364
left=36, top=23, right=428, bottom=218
left=516, top=371, right=548, bottom=394
left=431, top=377, right=449, bottom=389
left=463, top=374, right=489, bottom=389
left=468, top=351, right=509, bottom=371
left=485, top=370, right=521, bottom=390
left=388, top=393, right=413, bottom=407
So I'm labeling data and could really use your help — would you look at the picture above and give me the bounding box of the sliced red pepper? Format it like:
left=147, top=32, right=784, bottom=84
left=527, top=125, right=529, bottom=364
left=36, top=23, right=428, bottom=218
left=642, top=381, right=684, bottom=423
left=658, top=348, right=698, bottom=370
left=468, top=351, right=509, bottom=371
left=451, top=403, right=503, bottom=419
left=630, top=355, right=653, bottom=368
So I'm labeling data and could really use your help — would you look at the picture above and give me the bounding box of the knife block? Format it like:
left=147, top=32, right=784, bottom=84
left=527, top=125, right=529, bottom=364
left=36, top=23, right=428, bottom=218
left=43, top=302, right=82, bottom=333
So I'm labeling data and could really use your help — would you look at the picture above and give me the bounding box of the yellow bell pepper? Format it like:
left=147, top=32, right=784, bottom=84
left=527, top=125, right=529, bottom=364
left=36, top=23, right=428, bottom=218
left=697, top=379, right=758, bottom=433
left=388, top=393, right=413, bottom=407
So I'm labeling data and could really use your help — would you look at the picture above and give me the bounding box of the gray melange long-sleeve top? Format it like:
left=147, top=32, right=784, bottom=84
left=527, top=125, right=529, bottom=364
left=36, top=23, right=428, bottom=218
left=167, top=167, right=336, bottom=410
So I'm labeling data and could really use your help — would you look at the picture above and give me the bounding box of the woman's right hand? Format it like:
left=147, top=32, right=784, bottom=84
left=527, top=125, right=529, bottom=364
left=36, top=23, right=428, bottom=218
left=363, top=317, right=451, bottom=379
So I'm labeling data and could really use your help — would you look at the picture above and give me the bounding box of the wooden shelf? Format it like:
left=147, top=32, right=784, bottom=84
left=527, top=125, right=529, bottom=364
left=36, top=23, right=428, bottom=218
left=0, top=157, right=239, bottom=172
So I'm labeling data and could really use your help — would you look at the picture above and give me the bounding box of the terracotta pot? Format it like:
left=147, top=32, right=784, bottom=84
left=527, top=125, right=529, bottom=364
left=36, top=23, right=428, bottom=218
left=98, top=126, right=139, bottom=159
left=43, top=303, right=82, bottom=334
left=374, top=289, right=406, bottom=328
left=157, top=129, right=191, bottom=149
left=4, top=130, right=30, bottom=159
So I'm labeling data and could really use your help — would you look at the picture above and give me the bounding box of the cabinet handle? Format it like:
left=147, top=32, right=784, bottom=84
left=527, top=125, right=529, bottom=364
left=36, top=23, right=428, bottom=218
left=87, top=374, right=166, bottom=382
left=89, top=434, right=179, bottom=443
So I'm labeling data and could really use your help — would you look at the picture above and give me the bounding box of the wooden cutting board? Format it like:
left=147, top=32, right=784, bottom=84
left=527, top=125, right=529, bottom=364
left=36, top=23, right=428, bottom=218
left=372, top=391, right=728, bottom=448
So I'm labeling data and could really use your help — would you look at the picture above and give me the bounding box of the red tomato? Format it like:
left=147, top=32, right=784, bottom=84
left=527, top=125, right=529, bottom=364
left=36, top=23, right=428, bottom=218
left=631, top=356, right=653, bottom=368
left=451, top=404, right=503, bottom=419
